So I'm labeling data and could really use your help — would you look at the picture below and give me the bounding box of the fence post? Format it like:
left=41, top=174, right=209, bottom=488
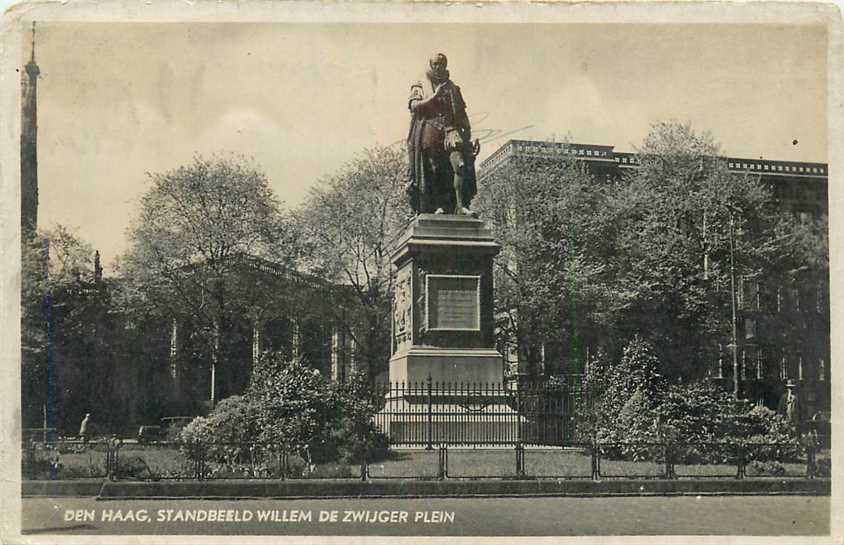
left=24, top=441, right=36, bottom=480
left=426, top=375, right=434, bottom=451
left=515, top=443, right=525, bottom=478
left=515, top=386, right=522, bottom=444
left=197, top=447, right=206, bottom=481
left=437, top=444, right=448, bottom=480
left=663, top=441, right=675, bottom=480
left=736, top=443, right=746, bottom=480
left=360, top=448, right=368, bottom=481
left=108, top=440, right=120, bottom=481
left=806, top=442, right=816, bottom=479
left=591, top=439, right=600, bottom=481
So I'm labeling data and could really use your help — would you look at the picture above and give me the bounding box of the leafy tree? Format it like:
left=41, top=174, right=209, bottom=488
left=474, top=148, right=615, bottom=380
left=120, top=154, right=297, bottom=402
left=295, top=146, right=413, bottom=383
left=607, top=121, right=791, bottom=379
left=21, top=226, right=124, bottom=433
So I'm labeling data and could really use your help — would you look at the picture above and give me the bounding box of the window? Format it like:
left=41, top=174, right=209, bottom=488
left=817, top=283, right=828, bottom=314
left=789, top=287, right=800, bottom=312
left=744, top=318, right=757, bottom=340
left=818, top=359, right=826, bottom=381
left=715, top=344, right=725, bottom=379
left=740, top=278, right=759, bottom=311
left=780, top=352, right=788, bottom=380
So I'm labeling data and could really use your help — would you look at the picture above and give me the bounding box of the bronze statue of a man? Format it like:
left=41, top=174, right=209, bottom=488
left=406, top=53, right=480, bottom=216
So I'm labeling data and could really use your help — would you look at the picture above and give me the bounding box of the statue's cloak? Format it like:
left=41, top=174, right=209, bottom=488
left=406, top=76, right=476, bottom=214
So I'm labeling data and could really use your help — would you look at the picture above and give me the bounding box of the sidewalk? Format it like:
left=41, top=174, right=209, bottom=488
left=22, top=477, right=830, bottom=499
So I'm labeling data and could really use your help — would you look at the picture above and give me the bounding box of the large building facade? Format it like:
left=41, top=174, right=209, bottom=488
left=479, top=139, right=830, bottom=415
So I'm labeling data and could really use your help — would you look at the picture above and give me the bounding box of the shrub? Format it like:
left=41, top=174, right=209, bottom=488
left=815, top=458, right=831, bottom=478
left=178, top=352, right=391, bottom=471
left=178, top=416, right=214, bottom=462
left=321, top=372, right=390, bottom=464
left=586, top=337, right=663, bottom=461
left=578, top=338, right=801, bottom=465
left=115, top=455, right=153, bottom=480
left=307, top=463, right=355, bottom=479
left=747, top=460, right=786, bottom=477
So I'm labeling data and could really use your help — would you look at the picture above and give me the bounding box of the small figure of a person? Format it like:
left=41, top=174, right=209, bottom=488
left=79, top=413, right=91, bottom=444
left=804, top=422, right=819, bottom=478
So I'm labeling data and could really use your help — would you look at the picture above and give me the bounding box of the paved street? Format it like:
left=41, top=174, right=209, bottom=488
left=21, top=495, right=828, bottom=536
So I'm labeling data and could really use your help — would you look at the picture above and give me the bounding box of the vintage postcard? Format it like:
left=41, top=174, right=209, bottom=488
left=0, top=1, right=840, bottom=543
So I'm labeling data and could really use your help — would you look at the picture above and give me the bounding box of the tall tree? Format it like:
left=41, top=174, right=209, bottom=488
left=608, top=121, right=792, bottom=379
left=120, top=154, right=295, bottom=403
left=475, top=149, right=615, bottom=380
left=21, top=226, right=119, bottom=433
left=295, top=146, right=413, bottom=383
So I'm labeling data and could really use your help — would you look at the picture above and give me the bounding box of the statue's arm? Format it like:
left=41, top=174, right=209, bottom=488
left=408, top=81, right=425, bottom=113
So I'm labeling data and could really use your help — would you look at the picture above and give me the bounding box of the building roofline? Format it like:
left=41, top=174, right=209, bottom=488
left=480, top=139, right=828, bottom=178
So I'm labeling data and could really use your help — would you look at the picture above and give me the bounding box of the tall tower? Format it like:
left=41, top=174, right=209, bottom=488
left=21, top=22, right=39, bottom=234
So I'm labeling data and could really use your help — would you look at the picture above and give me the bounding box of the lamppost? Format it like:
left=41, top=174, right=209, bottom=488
left=727, top=208, right=740, bottom=400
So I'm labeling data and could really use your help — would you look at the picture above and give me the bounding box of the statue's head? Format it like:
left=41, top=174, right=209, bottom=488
left=429, top=53, right=448, bottom=80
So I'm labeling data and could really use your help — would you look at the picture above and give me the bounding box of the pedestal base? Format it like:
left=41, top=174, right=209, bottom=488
left=377, top=393, right=524, bottom=446
left=389, top=346, right=503, bottom=385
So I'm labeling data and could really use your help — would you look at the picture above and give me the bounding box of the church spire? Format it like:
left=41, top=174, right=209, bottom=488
left=21, top=21, right=39, bottom=234
left=30, top=21, right=35, bottom=63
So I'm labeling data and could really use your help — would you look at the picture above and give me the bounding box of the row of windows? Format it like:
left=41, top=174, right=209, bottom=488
left=728, top=161, right=826, bottom=175
left=738, top=280, right=828, bottom=314
left=513, top=143, right=614, bottom=160
left=773, top=185, right=825, bottom=202
left=713, top=348, right=826, bottom=382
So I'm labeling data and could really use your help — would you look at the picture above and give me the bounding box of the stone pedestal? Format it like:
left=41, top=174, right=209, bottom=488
left=382, top=214, right=520, bottom=444
left=389, top=214, right=503, bottom=382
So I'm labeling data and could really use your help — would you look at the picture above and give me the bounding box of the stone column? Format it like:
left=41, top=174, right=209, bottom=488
left=291, top=320, right=301, bottom=362
left=210, top=319, right=219, bottom=404
left=252, top=320, right=262, bottom=367
left=330, top=326, right=340, bottom=381
left=169, top=318, right=179, bottom=383
left=349, top=335, right=357, bottom=376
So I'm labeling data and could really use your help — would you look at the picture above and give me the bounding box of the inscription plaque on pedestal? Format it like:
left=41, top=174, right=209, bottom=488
left=426, top=275, right=480, bottom=330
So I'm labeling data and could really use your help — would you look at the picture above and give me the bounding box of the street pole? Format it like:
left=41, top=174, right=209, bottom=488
left=728, top=211, right=740, bottom=400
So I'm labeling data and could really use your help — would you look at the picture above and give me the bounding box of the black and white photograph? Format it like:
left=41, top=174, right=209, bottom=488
left=1, top=1, right=840, bottom=541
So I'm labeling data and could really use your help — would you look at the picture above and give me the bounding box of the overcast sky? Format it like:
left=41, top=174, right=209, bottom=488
left=31, top=23, right=827, bottom=266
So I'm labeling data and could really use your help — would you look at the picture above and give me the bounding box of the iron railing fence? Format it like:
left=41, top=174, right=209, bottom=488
left=22, top=439, right=823, bottom=482
left=21, top=440, right=111, bottom=480
left=371, top=378, right=592, bottom=448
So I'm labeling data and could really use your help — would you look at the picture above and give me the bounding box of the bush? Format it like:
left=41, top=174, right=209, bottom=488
left=307, top=463, right=355, bottom=479
left=578, top=337, right=801, bottom=465
left=324, top=417, right=390, bottom=464
left=115, top=455, right=153, bottom=480
left=178, top=352, right=391, bottom=471
left=747, top=460, right=786, bottom=477
left=320, top=372, right=390, bottom=464
left=815, top=458, right=831, bottom=478
left=583, top=337, right=663, bottom=461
